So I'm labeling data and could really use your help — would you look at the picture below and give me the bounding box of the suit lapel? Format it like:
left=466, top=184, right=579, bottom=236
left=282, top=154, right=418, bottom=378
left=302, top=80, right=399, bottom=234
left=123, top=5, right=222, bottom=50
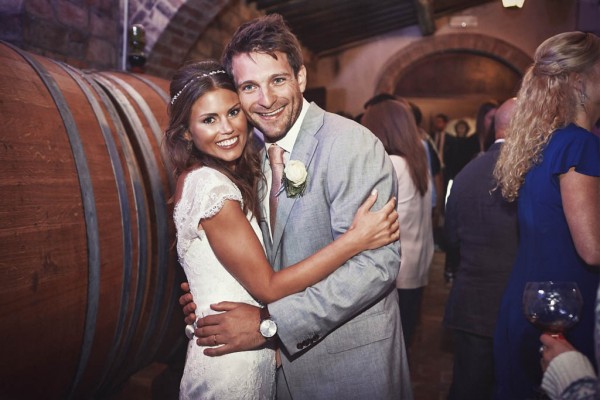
left=271, top=103, right=323, bottom=259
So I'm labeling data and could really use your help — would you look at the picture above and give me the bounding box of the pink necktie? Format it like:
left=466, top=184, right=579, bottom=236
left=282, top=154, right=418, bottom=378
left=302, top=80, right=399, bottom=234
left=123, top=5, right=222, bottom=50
left=268, top=144, right=285, bottom=233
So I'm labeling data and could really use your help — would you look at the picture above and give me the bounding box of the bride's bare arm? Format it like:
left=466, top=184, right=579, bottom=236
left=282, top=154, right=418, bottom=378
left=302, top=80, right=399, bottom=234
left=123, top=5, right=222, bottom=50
left=201, top=191, right=399, bottom=304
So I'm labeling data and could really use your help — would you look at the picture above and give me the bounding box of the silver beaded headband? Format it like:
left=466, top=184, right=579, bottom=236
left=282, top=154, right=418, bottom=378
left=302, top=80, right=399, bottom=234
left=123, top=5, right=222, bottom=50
left=170, top=70, right=228, bottom=105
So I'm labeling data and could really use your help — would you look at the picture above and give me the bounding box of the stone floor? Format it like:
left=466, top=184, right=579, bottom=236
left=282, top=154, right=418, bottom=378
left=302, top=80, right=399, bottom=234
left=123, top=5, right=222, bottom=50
left=409, top=250, right=454, bottom=400
left=113, top=250, right=454, bottom=400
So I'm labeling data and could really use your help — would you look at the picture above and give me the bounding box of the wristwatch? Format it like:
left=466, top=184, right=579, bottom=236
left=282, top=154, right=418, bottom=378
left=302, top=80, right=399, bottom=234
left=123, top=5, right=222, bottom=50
left=259, top=305, right=278, bottom=340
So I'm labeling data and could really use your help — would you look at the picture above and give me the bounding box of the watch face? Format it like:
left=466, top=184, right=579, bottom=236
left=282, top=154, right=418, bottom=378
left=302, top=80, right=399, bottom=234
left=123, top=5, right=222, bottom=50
left=260, top=319, right=277, bottom=338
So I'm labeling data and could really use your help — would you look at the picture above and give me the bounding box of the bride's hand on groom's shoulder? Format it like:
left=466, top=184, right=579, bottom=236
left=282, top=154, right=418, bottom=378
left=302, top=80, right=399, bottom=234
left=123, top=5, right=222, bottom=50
left=195, top=302, right=265, bottom=356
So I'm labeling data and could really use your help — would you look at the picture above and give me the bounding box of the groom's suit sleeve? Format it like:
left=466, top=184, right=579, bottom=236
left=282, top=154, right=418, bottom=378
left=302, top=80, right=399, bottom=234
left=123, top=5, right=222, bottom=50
left=268, top=118, right=401, bottom=356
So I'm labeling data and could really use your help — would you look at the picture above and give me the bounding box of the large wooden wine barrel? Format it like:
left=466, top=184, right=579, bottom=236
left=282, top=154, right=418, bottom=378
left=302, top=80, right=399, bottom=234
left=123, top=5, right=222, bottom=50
left=0, top=42, right=185, bottom=399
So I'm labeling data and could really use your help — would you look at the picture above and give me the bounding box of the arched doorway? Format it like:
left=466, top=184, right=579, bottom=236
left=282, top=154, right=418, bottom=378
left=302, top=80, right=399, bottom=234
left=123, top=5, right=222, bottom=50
left=375, top=33, right=533, bottom=131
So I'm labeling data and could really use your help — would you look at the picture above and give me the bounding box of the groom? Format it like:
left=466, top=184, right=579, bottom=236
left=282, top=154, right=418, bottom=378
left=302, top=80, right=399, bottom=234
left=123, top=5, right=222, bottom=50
left=181, top=14, right=412, bottom=399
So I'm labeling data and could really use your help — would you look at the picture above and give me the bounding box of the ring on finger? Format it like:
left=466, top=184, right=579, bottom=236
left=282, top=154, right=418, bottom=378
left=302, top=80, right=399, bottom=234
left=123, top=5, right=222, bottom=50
left=539, top=345, right=545, bottom=355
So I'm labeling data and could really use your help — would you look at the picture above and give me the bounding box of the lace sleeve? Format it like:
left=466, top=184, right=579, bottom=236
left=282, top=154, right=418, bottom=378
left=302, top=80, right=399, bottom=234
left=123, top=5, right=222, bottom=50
left=174, top=168, right=243, bottom=259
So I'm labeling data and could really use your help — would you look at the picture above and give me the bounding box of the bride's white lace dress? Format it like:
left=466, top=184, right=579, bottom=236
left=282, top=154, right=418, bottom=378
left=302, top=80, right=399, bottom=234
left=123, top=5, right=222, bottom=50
left=175, top=167, right=276, bottom=400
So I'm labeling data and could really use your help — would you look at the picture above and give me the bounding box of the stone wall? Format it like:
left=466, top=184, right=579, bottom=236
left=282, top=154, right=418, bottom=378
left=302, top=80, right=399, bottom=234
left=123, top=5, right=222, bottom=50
left=145, top=0, right=257, bottom=78
left=0, top=0, right=261, bottom=76
left=0, top=0, right=120, bottom=69
left=128, top=0, right=186, bottom=55
left=183, top=0, right=262, bottom=68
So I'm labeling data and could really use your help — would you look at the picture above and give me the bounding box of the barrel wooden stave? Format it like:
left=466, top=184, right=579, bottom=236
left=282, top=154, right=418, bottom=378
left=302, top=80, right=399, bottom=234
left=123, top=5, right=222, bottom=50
left=1, top=46, right=90, bottom=398
left=89, top=70, right=184, bottom=394
left=0, top=42, right=182, bottom=400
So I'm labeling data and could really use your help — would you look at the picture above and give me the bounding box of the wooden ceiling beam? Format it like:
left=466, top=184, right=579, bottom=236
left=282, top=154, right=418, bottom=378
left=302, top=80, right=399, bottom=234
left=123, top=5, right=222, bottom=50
left=248, top=0, right=493, bottom=53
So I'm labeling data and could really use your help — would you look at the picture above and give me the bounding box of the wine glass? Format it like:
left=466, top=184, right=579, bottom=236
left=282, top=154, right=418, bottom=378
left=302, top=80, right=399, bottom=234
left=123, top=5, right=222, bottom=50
left=522, top=281, right=583, bottom=338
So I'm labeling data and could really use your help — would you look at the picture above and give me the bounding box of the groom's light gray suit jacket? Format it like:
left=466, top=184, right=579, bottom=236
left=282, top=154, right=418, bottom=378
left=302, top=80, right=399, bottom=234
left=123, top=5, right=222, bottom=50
left=258, top=103, right=412, bottom=400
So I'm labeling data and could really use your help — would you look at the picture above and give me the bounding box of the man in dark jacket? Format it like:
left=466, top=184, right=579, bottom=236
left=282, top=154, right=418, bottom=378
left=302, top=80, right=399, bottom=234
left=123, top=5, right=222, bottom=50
left=443, top=98, right=519, bottom=400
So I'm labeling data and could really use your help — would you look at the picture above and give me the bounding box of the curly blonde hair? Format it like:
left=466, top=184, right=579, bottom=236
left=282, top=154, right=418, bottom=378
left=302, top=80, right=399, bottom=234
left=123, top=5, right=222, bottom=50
left=494, top=31, right=600, bottom=201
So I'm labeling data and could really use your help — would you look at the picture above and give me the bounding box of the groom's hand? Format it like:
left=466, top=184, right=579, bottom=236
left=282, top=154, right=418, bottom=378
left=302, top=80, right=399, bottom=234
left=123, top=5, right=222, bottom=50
left=195, top=301, right=265, bottom=356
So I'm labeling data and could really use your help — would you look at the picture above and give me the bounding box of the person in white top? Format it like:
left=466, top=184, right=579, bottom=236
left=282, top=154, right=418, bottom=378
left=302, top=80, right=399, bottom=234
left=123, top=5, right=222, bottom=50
left=362, top=98, right=434, bottom=348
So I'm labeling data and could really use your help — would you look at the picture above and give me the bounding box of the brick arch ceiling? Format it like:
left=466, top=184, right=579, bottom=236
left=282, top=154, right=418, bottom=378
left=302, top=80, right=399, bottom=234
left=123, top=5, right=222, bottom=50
left=137, top=0, right=231, bottom=75
left=375, top=33, right=533, bottom=95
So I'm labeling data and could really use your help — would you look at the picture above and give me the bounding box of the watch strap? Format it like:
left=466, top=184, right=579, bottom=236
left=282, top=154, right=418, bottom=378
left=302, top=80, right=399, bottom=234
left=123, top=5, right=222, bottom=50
left=260, top=305, right=270, bottom=322
left=259, top=305, right=278, bottom=342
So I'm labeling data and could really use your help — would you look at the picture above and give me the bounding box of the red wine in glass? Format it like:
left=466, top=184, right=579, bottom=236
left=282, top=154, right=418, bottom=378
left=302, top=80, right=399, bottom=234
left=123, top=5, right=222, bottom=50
left=523, top=281, right=583, bottom=338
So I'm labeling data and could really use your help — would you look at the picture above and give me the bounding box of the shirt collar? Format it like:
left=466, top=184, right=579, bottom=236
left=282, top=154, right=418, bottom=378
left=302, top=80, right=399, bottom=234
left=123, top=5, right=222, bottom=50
left=264, top=98, right=310, bottom=154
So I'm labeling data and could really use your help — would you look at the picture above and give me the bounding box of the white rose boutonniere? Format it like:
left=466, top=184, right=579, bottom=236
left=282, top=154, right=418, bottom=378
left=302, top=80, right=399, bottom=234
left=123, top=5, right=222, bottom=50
left=282, top=160, right=308, bottom=198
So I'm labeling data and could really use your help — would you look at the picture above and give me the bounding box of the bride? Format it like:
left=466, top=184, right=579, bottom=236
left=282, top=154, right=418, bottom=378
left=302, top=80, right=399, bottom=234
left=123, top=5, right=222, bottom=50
left=163, top=60, right=400, bottom=400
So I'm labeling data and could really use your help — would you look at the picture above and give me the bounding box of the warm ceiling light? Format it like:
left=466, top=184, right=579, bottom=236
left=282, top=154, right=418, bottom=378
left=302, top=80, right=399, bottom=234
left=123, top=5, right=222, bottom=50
left=502, top=0, right=525, bottom=7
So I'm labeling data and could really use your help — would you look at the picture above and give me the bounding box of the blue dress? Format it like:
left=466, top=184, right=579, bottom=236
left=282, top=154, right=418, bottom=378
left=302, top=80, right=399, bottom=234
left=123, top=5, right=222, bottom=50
left=493, top=124, right=600, bottom=399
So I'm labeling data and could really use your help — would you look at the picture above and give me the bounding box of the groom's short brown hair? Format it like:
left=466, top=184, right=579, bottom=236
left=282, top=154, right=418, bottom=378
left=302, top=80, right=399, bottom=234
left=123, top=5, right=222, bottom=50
left=222, top=13, right=304, bottom=79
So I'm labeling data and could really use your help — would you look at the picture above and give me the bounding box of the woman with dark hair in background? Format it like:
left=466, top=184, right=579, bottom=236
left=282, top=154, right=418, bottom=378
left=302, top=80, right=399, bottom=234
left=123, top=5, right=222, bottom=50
left=362, top=98, right=434, bottom=348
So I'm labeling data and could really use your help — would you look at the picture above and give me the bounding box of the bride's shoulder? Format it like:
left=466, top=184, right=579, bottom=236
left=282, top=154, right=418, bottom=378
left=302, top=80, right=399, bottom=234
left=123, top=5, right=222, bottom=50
left=178, top=166, right=228, bottom=188
left=177, top=166, right=239, bottom=199
left=175, top=167, right=212, bottom=204
left=185, top=166, right=232, bottom=182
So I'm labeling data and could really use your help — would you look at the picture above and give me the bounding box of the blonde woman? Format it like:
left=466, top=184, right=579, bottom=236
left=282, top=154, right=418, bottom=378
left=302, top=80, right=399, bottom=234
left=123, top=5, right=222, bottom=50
left=493, top=32, right=600, bottom=400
